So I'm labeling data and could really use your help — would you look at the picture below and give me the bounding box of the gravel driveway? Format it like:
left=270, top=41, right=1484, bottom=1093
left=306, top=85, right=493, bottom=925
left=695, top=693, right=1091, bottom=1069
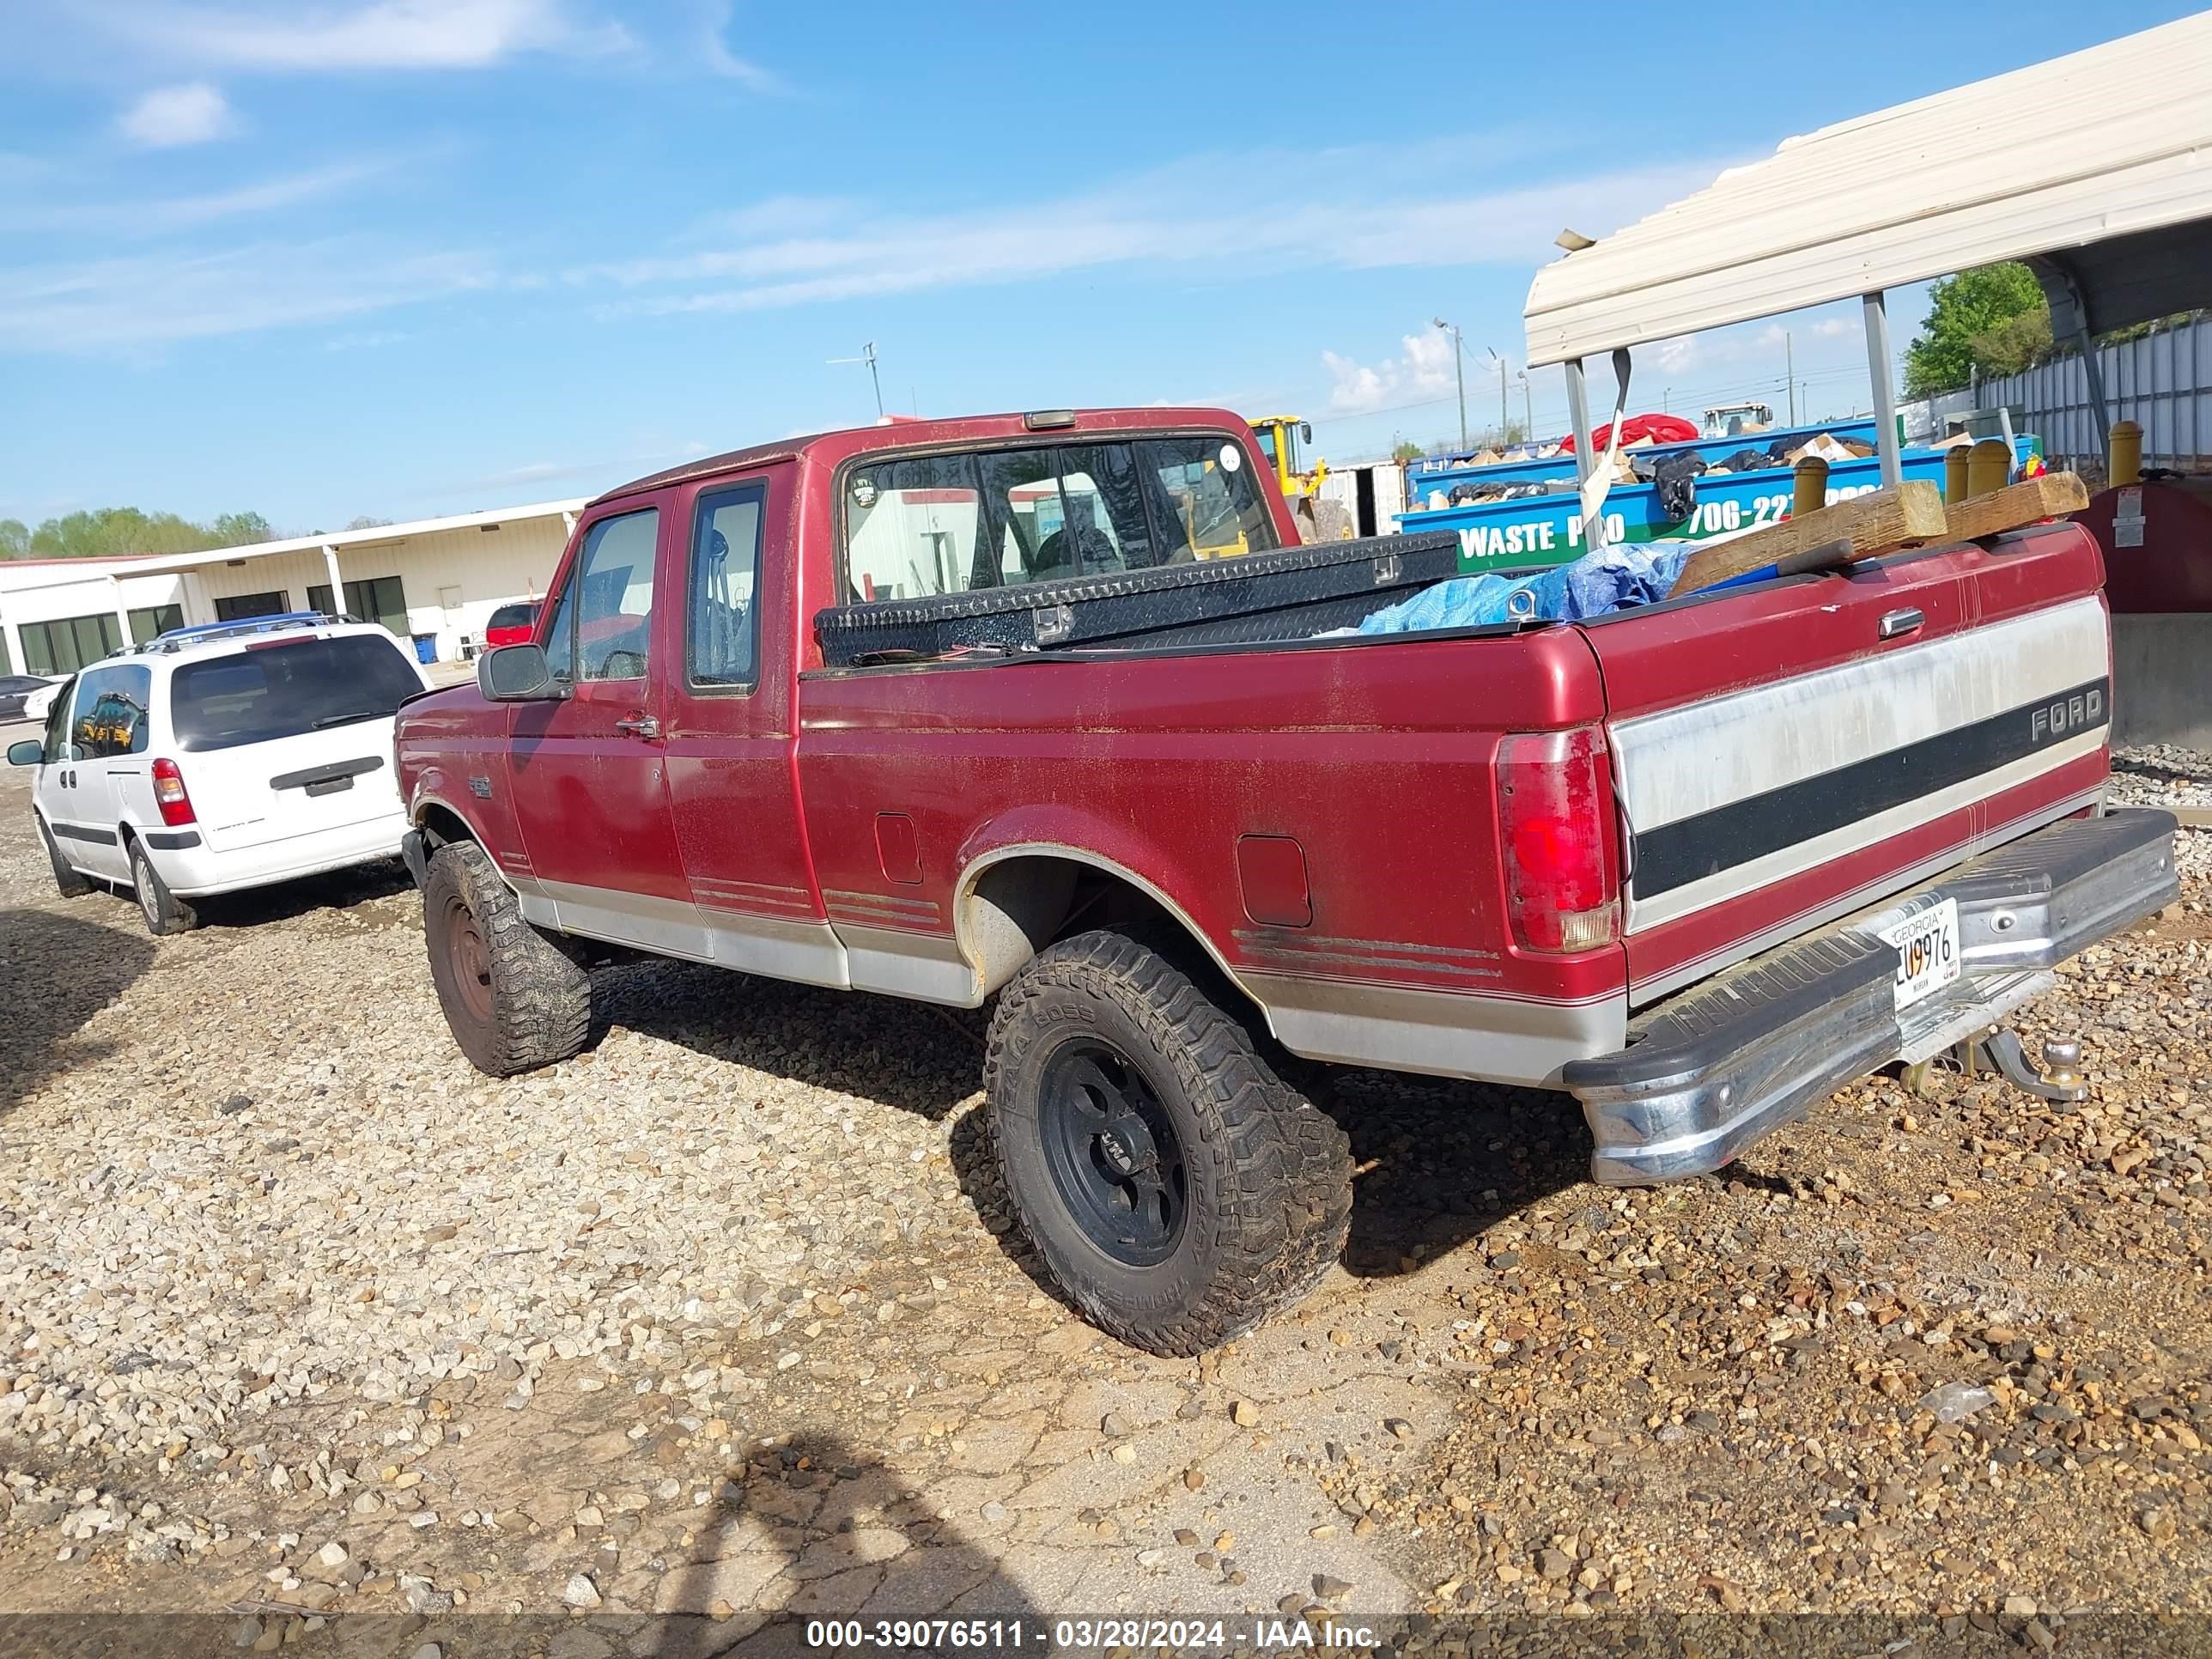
left=0, top=757, right=2207, bottom=1654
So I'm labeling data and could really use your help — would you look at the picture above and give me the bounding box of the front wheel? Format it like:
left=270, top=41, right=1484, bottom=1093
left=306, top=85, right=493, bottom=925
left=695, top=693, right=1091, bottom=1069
left=985, top=930, right=1352, bottom=1355
left=422, top=840, right=590, bottom=1076
left=130, top=840, right=197, bottom=935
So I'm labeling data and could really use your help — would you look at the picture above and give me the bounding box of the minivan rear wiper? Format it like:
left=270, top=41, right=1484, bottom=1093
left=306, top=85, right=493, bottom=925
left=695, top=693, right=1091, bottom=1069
left=310, top=708, right=386, bottom=728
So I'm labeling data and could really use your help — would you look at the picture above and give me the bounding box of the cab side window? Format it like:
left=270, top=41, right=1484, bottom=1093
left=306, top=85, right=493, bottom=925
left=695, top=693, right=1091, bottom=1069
left=542, top=507, right=659, bottom=687
left=688, top=485, right=763, bottom=690
left=69, top=665, right=152, bottom=759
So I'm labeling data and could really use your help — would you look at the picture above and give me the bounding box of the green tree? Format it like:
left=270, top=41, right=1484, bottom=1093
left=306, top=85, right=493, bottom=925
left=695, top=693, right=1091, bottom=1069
left=208, top=511, right=274, bottom=546
left=1391, top=441, right=1424, bottom=464
left=1904, top=262, right=2048, bottom=396
left=6, top=507, right=275, bottom=561
left=1971, top=306, right=2054, bottom=377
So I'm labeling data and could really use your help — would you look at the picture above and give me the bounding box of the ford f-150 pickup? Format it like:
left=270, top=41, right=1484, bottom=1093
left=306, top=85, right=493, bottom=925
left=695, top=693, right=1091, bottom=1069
left=394, top=406, right=2178, bottom=1354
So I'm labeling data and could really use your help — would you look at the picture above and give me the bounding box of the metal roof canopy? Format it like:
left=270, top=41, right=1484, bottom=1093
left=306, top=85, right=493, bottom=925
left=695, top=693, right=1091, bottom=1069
left=1522, top=11, right=2212, bottom=501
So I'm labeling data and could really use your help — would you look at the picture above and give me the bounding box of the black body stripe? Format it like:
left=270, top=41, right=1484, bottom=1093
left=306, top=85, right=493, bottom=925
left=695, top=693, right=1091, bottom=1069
left=1632, top=677, right=2110, bottom=899
left=50, top=823, right=118, bottom=846
left=142, top=830, right=201, bottom=850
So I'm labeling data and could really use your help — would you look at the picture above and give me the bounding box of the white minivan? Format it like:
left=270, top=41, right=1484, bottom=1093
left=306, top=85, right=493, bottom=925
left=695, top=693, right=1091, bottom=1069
left=8, top=614, right=430, bottom=933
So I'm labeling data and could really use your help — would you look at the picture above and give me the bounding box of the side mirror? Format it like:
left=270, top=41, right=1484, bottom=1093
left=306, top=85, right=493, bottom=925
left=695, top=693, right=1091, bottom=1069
left=1301, top=422, right=1313, bottom=444
left=6, top=740, right=43, bottom=767
left=477, top=643, right=564, bottom=702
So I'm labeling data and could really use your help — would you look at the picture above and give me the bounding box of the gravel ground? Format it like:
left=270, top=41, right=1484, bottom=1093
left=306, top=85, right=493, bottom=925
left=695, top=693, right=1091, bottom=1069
left=0, top=757, right=2207, bottom=1652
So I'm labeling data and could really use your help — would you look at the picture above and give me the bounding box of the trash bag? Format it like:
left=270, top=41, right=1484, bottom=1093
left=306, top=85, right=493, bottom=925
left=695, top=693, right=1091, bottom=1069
left=1632, top=453, right=1706, bottom=522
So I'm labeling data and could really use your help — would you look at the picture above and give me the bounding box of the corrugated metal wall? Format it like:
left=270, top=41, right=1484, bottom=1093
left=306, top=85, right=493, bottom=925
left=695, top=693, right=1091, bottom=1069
left=1978, top=316, right=2212, bottom=471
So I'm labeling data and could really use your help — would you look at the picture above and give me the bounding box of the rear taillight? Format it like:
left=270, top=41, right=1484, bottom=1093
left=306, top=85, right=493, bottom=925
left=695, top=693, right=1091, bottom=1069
left=150, top=757, right=196, bottom=827
left=1498, top=726, right=1620, bottom=953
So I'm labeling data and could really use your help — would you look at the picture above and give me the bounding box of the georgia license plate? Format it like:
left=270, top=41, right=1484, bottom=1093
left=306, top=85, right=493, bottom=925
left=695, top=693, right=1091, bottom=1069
left=1878, top=898, right=1961, bottom=1010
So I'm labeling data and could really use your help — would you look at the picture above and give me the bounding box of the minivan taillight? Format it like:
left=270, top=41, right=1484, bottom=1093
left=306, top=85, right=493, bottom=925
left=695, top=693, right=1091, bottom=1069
left=1498, top=726, right=1620, bottom=953
left=150, top=757, right=196, bottom=827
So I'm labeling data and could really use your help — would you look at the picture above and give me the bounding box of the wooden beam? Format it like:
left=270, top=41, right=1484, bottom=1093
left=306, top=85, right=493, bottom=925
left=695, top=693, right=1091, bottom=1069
left=1940, top=471, right=2089, bottom=541
left=1667, top=480, right=1948, bottom=598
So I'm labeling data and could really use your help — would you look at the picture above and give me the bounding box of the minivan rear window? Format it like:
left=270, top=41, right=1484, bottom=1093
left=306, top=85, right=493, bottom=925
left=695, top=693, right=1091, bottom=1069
left=170, top=634, right=422, bottom=752
left=487, top=602, right=537, bottom=630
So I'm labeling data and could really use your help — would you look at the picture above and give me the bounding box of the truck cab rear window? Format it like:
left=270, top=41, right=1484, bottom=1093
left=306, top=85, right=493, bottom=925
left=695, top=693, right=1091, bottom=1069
left=171, top=635, right=422, bottom=751
left=842, top=435, right=1278, bottom=602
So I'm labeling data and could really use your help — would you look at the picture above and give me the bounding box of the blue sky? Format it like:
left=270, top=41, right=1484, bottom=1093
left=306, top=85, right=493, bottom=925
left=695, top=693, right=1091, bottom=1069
left=0, top=0, right=2197, bottom=535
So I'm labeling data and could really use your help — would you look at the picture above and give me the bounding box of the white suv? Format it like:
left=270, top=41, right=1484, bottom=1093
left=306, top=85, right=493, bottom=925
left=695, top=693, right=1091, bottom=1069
left=8, top=614, right=430, bottom=933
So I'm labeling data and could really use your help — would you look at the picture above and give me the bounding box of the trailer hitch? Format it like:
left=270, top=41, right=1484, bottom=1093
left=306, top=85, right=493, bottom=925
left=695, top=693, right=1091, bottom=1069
left=1983, top=1030, right=2088, bottom=1103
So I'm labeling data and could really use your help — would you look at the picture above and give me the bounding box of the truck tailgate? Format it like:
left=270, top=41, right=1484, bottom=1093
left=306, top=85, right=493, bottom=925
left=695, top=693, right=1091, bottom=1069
left=1577, top=524, right=2110, bottom=1003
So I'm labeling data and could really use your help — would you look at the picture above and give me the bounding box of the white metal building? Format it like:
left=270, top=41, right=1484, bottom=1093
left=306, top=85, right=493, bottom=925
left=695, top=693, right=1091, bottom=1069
left=0, top=499, right=585, bottom=678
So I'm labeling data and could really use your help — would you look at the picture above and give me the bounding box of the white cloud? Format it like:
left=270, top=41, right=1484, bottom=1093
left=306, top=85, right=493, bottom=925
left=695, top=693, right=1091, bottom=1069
left=102, top=0, right=628, bottom=71
left=1323, top=330, right=1461, bottom=416
left=118, top=82, right=236, bottom=147
left=695, top=0, right=778, bottom=91
left=1, top=160, right=387, bottom=236
left=572, top=155, right=1729, bottom=319
left=0, top=239, right=495, bottom=352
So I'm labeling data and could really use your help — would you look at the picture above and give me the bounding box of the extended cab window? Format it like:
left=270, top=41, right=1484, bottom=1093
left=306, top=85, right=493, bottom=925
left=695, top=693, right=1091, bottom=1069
left=841, top=435, right=1277, bottom=602
left=70, top=665, right=152, bottom=759
left=689, top=486, right=763, bottom=689
left=543, top=508, right=659, bottom=685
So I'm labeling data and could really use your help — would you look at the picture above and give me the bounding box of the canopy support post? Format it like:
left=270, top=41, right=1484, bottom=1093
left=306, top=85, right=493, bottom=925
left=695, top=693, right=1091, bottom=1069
left=2075, top=328, right=2111, bottom=462
left=1862, top=290, right=1901, bottom=489
left=1565, top=357, right=1595, bottom=484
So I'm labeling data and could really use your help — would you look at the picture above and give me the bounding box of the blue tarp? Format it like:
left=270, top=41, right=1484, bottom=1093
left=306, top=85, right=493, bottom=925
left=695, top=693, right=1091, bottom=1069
left=1353, top=541, right=1701, bottom=635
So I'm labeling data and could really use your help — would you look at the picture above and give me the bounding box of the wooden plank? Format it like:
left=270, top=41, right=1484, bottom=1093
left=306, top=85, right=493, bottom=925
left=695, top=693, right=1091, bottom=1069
left=2167, top=805, right=2212, bottom=831
left=1938, top=471, right=2090, bottom=541
left=1666, top=480, right=1948, bottom=598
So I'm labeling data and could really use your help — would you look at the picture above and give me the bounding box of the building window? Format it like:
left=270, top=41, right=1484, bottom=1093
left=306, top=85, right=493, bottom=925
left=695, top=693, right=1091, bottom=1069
left=214, top=591, right=291, bottom=622
left=129, top=605, right=184, bottom=645
left=307, top=574, right=409, bottom=636
left=19, top=614, right=121, bottom=677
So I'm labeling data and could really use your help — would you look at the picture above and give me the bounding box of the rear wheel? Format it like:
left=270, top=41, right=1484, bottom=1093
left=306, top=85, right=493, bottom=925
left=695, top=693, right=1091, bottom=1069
left=39, top=817, right=91, bottom=899
left=422, top=840, right=590, bottom=1076
left=129, top=840, right=198, bottom=935
left=985, top=929, right=1352, bottom=1355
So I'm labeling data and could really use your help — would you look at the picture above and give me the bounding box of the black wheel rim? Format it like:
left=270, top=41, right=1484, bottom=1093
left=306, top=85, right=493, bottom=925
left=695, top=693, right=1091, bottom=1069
left=444, top=896, right=494, bottom=1024
left=1036, top=1038, right=1188, bottom=1267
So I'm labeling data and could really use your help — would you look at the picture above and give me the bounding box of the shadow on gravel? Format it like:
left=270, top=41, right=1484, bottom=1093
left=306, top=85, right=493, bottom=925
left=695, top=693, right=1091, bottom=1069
left=0, top=908, right=154, bottom=1114
left=597, top=957, right=1589, bottom=1307
left=645, top=1429, right=1042, bottom=1655
left=192, top=856, right=417, bottom=931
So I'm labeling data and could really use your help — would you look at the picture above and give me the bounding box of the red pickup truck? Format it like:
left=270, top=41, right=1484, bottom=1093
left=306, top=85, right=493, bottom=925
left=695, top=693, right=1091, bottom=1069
left=394, top=406, right=2177, bottom=1354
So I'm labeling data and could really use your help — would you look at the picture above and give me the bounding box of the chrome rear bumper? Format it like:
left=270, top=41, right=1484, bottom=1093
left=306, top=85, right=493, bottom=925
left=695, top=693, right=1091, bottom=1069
left=1563, top=808, right=2178, bottom=1185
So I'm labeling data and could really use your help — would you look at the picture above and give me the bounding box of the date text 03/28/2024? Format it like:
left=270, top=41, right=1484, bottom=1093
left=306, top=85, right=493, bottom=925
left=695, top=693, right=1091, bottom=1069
left=804, top=1618, right=1382, bottom=1650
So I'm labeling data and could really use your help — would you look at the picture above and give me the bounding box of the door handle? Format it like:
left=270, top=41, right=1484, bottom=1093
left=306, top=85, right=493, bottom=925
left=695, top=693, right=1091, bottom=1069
left=1879, top=607, right=1924, bottom=641
left=614, top=714, right=662, bottom=740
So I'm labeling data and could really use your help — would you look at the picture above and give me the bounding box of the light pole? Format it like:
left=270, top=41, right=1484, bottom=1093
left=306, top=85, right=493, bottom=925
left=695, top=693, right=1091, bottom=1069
left=1517, top=369, right=1533, bottom=437
left=1486, top=347, right=1509, bottom=443
left=1432, top=318, right=1467, bottom=452
left=830, top=341, right=884, bottom=419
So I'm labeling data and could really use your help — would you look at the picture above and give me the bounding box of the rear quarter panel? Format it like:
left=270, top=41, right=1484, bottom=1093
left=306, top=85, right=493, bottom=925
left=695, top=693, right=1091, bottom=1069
left=794, top=627, right=1627, bottom=1076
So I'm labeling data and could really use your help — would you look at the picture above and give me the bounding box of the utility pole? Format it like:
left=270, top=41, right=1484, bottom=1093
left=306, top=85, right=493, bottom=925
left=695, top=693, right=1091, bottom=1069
left=1519, top=371, right=1533, bottom=438
left=830, top=342, right=884, bottom=418
left=1433, top=318, right=1467, bottom=451
left=1786, top=331, right=1796, bottom=426
left=1486, top=348, right=1509, bottom=442
left=1663, top=386, right=1671, bottom=414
